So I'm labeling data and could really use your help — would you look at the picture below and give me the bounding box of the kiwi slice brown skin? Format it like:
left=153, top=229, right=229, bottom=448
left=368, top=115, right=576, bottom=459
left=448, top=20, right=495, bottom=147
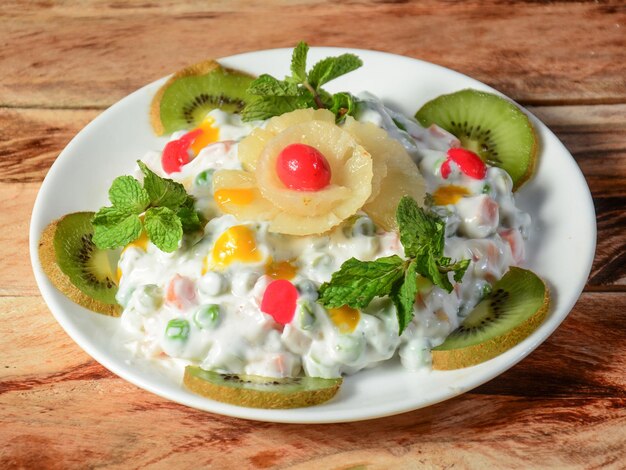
left=431, top=267, right=550, bottom=370
left=184, top=367, right=342, bottom=409
left=150, top=59, right=255, bottom=136
left=38, top=213, right=121, bottom=317
left=415, top=89, right=538, bottom=191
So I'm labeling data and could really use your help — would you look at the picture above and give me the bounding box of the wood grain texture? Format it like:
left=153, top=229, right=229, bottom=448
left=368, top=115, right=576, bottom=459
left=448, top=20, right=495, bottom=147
left=0, top=183, right=39, bottom=297
left=1, top=1, right=625, bottom=108
left=1, top=293, right=624, bottom=469
left=2, top=1, right=626, bottom=468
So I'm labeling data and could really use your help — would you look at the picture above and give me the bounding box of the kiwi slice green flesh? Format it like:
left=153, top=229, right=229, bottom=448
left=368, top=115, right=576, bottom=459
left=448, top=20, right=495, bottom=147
left=415, top=89, right=537, bottom=191
left=151, top=60, right=255, bottom=135
left=38, top=212, right=121, bottom=316
left=431, top=267, right=549, bottom=370
left=184, top=367, right=342, bottom=409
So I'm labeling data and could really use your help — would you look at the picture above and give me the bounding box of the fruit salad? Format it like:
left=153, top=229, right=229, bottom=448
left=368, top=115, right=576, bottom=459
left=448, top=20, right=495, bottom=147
left=39, top=43, right=549, bottom=409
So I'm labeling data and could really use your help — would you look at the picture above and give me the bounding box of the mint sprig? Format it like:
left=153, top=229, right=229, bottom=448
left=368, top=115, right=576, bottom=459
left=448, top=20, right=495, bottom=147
left=318, top=196, right=470, bottom=334
left=241, top=41, right=362, bottom=122
left=92, top=161, right=203, bottom=253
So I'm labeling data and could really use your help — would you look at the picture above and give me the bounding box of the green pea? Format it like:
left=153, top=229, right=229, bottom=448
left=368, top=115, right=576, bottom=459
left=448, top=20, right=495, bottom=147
left=295, top=280, right=318, bottom=300
left=138, top=284, right=163, bottom=310
left=481, top=283, right=493, bottom=299
left=392, top=117, right=408, bottom=132
left=193, top=304, right=221, bottom=329
left=117, top=287, right=135, bottom=308
left=165, top=318, right=190, bottom=341
left=312, top=254, right=333, bottom=268
left=342, top=215, right=376, bottom=238
left=335, top=336, right=364, bottom=363
left=195, top=169, right=215, bottom=188
left=298, top=301, right=316, bottom=330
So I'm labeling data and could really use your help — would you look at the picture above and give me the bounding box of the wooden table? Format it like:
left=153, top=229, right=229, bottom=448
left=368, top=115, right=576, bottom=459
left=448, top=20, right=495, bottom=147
left=1, top=1, right=625, bottom=468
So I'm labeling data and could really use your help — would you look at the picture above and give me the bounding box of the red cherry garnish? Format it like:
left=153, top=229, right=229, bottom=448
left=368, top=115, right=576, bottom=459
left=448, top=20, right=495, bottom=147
left=260, top=279, right=298, bottom=325
left=440, top=159, right=452, bottom=179
left=276, top=144, right=331, bottom=191
left=442, top=148, right=487, bottom=180
left=162, top=129, right=203, bottom=174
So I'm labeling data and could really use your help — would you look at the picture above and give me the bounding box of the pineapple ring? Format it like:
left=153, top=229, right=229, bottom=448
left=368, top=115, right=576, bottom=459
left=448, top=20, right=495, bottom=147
left=256, top=121, right=366, bottom=217
left=212, top=170, right=278, bottom=221
left=342, top=115, right=426, bottom=230
left=363, top=147, right=426, bottom=232
left=265, top=108, right=335, bottom=134
left=342, top=117, right=391, bottom=202
left=238, top=127, right=273, bottom=172
left=214, top=108, right=374, bottom=236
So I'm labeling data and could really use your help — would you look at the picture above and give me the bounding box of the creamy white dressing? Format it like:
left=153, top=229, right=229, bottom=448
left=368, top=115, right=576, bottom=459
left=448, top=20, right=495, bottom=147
left=116, top=101, right=530, bottom=379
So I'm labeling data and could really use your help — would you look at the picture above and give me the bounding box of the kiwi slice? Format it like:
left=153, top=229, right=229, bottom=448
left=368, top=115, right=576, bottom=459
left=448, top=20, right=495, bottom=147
left=415, top=89, right=538, bottom=190
left=150, top=59, right=255, bottom=135
left=431, top=267, right=549, bottom=370
left=183, top=367, right=342, bottom=409
left=38, top=212, right=121, bottom=316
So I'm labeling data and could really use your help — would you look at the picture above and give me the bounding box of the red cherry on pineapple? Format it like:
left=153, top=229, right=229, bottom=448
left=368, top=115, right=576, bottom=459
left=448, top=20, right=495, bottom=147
left=442, top=148, right=487, bottom=180
left=261, top=279, right=298, bottom=325
left=162, top=128, right=204, bottom=174
left=276, top=144, right=331, bottom=191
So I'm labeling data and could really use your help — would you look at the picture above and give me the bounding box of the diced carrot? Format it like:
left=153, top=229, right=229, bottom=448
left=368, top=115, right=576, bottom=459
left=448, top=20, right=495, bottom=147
left=166, top=274, right=197, bottom=310
left=500, top=229, right=525, bottom=264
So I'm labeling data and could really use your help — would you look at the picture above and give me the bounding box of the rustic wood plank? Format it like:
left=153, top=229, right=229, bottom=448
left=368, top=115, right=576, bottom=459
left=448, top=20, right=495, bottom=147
left=0, top=183, right=39, bottom=297
left=0, top=392, right=623, bottom=469
left=589, top=196, right=626, bottom=289
left=0, top=297, right=90, bottom=380
left=0, top=109, right=99, bottom=184
left=1, top=1, right=625, bottom=108
left=529, top=105, right=626, bottom=198
left=0, top=293, right=624, bottom=468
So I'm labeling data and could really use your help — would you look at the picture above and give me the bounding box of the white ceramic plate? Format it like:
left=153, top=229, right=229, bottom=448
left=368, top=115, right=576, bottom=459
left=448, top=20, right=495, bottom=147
left=30, top=47, right=596, bottom=423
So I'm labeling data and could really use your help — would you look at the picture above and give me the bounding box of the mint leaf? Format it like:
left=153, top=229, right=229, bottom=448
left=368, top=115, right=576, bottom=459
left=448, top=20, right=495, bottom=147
left=329, top=92, right=357, bottom=122
left=318, top=256, right=406, bottom=309
left=415, top=251, right=453, bottom=293
left=247, top=74, right=299, bottom=97
left=390, top=260, right=418, bottom=334
left=176, top=206, right=202, bottom=232
left=290, top=41, right=308, bottom=83
left=308, top=54, right=362, bottom=90
left=396, top=196, right=443, bottom=258
left=241, top=96, right=306, bottom=122
left=92, top=207, right=142, bottom=249
left=93, top=161, right=202, bottom=252
left=439, top=258, right=471, bottom=283
left=452, top=260, right=470, bottom=282
left=109, top=175, right=149, bottom=213
left=138, top=161, right=188, bottom=209
left=144, top=207, right=182, bottom=253
left=397, top=196, right=468, bottom=292
left=92, top=206, right=127, bottom=227
left=181, top=194, right=196, bottom=209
